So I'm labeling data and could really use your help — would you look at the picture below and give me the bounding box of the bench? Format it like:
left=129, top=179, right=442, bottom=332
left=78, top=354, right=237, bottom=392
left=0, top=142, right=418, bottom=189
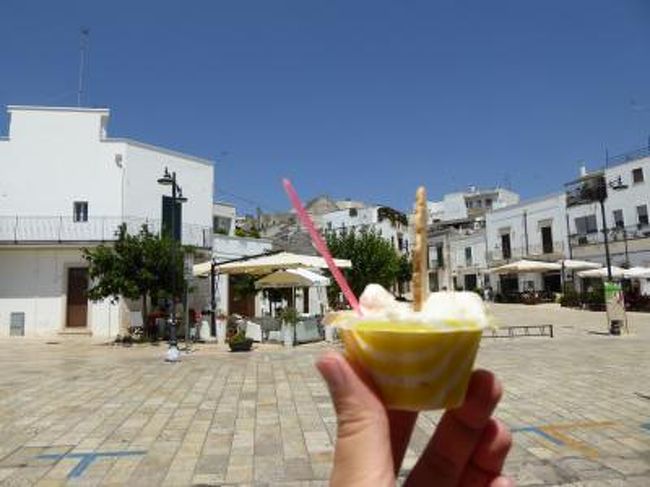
left=483, top=324, right=554, bottom=338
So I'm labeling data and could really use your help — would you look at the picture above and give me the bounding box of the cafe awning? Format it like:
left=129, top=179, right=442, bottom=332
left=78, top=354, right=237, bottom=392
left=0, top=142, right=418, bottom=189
left=193, top=251, right=352, bottom=277
left=488, top=259, right=562, bottom=274
left=255, top=268, right=330, bottom=289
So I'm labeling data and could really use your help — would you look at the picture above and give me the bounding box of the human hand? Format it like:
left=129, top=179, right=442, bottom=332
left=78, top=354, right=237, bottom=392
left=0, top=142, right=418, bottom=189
left=316, top=351, right=513, bottom=486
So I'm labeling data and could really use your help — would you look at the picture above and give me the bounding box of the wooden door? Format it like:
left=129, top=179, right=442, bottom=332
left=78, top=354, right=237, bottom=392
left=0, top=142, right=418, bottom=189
left=66, top=268, right=89, bottom=327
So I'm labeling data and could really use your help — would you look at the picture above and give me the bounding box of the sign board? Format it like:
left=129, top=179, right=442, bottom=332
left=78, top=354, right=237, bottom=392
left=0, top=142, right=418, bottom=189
left=604, top=282, right=627, bottom=334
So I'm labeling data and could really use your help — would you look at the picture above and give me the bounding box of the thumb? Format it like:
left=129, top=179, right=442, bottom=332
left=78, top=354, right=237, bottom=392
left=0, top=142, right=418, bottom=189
left=316, top=352, right=394, bottom=487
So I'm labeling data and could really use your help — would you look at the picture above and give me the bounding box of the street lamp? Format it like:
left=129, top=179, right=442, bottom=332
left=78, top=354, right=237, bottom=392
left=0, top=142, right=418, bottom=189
left=566, top=170, right=628, bottom=334
left=157, top=166, right=187, bottom=362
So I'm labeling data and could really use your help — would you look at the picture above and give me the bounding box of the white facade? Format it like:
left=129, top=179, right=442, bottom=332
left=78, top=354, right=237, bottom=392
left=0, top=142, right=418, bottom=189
left=427, top=187, right=520, bottom=224
left=566, top=154, right=650, bottom=268
left=320, top=206, right=410, bottom=255
left=428, top=225, right=487, bottom=292
left=0, top=247, right=121, bottom=338
left=213, top=202, right=237, bottom=236
left=212, top=234, right=272, bottom=316
left=486, top=193, right=568, bottom=263
left=485, top=193, right=568, bottom=292
left=0, top=106, right=214, bottom=339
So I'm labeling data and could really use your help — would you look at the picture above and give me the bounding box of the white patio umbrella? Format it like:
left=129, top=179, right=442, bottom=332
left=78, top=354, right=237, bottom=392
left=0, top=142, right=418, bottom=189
left=557, top=259, right=602, bottom=271
left=193, top=251, right=352, bottom=277
left=577, top=266, right=626, bottom=279
left=488, top=259, right=561, bottom=274
left=254, top=268, right=330, bottom=289
left=623, top=267, right=650, bottom=279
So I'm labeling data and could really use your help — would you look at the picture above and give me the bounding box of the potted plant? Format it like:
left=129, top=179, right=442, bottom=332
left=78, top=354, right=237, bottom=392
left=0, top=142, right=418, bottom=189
left=279, top=307, right=300, bottom=347
left=228, top=329, right=253, bottom=352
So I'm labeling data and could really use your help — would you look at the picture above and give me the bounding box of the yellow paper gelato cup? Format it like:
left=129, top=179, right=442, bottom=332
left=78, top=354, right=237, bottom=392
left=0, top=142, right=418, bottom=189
left=338, top=320, right=482, bottom=411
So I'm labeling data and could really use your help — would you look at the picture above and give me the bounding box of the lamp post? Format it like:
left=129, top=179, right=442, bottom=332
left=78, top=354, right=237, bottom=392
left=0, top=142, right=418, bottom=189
left=158, top=167, right=188, bottom=362
left=566, top=171, right=628, bottom=334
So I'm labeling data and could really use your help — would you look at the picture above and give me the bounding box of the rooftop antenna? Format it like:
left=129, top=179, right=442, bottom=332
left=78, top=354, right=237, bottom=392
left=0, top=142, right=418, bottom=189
left=77, top=27, right=90, bottom=107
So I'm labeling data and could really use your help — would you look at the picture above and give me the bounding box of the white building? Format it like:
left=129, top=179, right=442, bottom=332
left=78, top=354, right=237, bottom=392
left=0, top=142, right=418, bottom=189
left=428, top=224, right=487, bottom=292
left=320, top=205, right=411, bottom=255
left=485, top=193, right=568, bottom=293
left=427, top=187, right=520, bottom=224
left=566, top=151, right=650, bottom=269
left=0, top=106, right=213, bottom=339
left=213, top=202, right=237, bottom=236
left=426, top=187, right=520, bottom=292
left=211, top=234, right=273, bottom=317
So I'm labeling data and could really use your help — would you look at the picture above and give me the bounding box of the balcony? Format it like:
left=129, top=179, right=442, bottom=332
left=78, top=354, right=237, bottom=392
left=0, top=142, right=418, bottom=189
left=570, top=224, right=650, bottom=248
left=0, top=216, right=212, bottom=249
left=487, top=241, right=565, bottom=264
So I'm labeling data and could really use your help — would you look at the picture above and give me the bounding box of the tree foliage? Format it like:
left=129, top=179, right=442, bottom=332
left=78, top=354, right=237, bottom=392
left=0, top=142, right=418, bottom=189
left=325, top=229, right=402, bottom=305
left=82, top=224, right=187, bottom=325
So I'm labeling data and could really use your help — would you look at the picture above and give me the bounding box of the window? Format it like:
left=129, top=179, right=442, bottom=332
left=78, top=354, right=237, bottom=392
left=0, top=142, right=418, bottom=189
left=436, top=245, right=444, bottom=267
left=485, top=198, right=493, bottom=209
left=398, top=235, right=404, bottom=251
left=613, top=210, right=624, bottom=229
left=501, top=233, right=512, bottom=259
left=213, top=216, right=232, bottom=235
left=541, top=226, right=553, bottom=254
left=637, top=205, right=649, bottom=226
left=349, top=208, right=358, bottom=217
left=464, top=274, right=477, bottom=291
left=632, top=167, right=644, bottom=184
left=465, top=247, right=473, bottom=266
left=574, top=215, right=598, bottom=235
left=476, top=200, right=482, bottom=208
left=73, top=201, right=88, bottom=222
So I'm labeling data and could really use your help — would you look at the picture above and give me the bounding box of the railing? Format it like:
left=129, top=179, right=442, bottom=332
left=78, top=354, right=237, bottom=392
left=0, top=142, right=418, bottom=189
left=0, top=216, right=212, bottom=248
left=606, top=146, right=650, bottom=167
left=487, top=241, right=565, bottom=262
left=570, top=223, right=650, bottom=247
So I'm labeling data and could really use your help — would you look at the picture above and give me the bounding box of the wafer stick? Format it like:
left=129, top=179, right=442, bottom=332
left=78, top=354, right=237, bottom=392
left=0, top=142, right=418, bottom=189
left=412, top=186, right=428, bottom=311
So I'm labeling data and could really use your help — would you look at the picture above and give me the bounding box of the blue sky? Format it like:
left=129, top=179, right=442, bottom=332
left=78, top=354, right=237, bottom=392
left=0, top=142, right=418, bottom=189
left=2, top=1, right=649, bottom=215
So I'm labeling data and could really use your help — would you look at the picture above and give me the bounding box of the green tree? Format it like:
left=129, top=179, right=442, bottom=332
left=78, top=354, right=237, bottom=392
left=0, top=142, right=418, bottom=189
left=325, top=229, right=401, bottom=306
left=396, top=253, right=413, bottom=297
left=82, top=224, right=186, bottom=331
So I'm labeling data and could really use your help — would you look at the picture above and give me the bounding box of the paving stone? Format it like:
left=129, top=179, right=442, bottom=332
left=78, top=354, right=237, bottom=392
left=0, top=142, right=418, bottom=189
left=1, top=304, right=650, bottom=485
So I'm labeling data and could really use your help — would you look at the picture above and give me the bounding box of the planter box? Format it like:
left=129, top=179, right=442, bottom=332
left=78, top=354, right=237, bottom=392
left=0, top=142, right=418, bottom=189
left=229, top=339, right=253, bottom=352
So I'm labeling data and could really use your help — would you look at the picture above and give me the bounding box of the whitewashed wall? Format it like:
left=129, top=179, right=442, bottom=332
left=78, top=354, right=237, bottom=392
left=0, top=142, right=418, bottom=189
left=0, top=107, right=124, bottom=218
left=212, top=234, right=272, bottom=315
left=121, top=141, right=213, bottom=228
left=486, top=193, right=568, bottom=262
left=0, top=248, right=120, bottom=339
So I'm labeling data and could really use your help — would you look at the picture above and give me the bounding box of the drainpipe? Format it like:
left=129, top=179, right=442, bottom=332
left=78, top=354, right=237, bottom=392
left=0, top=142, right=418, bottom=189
left=565, top=213, right=573, bottom=259
left=523, top=210, right=529, bottom=256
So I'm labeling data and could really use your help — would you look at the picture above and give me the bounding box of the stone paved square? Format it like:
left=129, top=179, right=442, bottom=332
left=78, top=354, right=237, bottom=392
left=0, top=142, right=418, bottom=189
left=1, top=303, right=649, bottom=486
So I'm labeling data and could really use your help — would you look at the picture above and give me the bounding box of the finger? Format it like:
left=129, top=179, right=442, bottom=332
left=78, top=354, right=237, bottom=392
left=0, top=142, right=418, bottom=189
left=388, top=410, right=418, bottom=475
left=316, top=351, right=394, bottom=487
left=405, top=370, right=503, bottom=487
left=471, top=418, right=512, bottom=474
left=458, top=462, right=515, bottom=487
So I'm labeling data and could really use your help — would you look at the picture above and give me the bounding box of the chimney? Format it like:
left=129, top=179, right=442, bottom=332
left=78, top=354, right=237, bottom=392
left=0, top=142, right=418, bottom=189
left=579, top=162, right=587, bottom=178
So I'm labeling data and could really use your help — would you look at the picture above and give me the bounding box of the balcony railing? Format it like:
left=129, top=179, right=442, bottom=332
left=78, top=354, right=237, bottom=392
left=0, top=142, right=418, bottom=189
left=0, top=216, right=212, bottom=249
left=487, top=241, right=566, bottom=262
left=570, top=223, right=650, bottom=247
